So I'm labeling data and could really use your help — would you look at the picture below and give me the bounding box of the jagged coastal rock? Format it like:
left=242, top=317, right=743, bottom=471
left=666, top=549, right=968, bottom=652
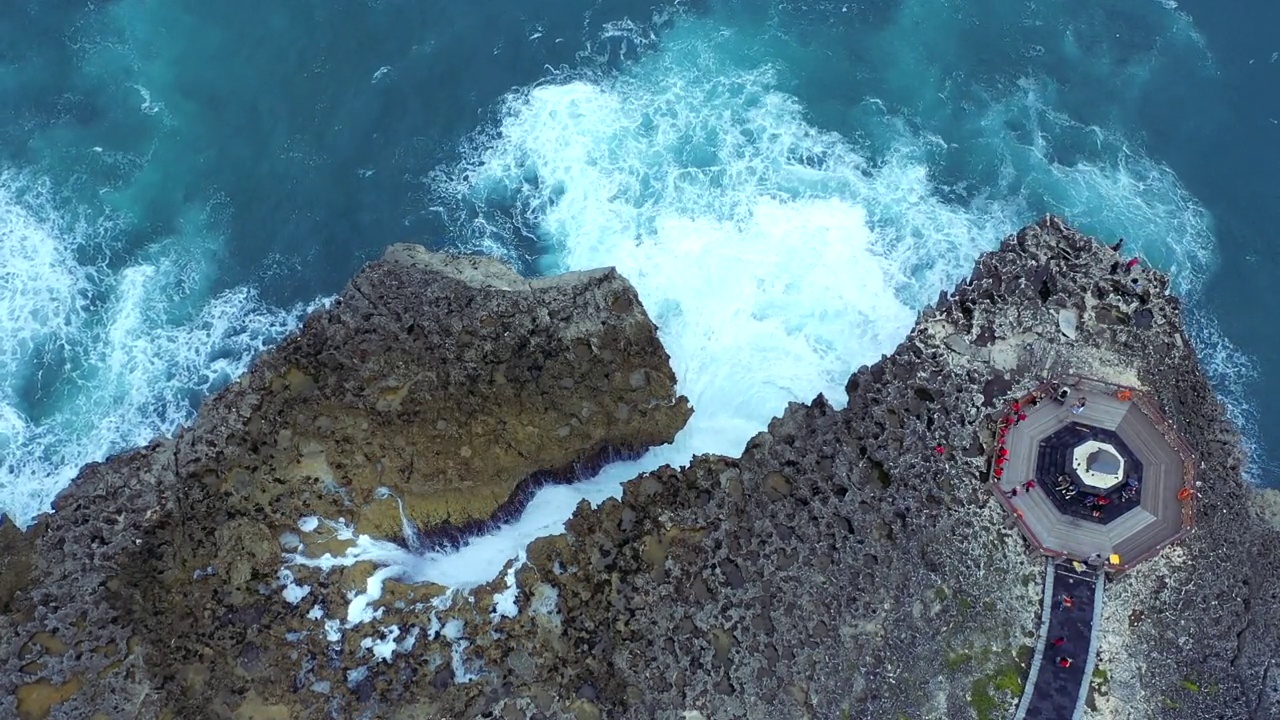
left=2, top=219, right=1278, bottom=720
left=0, top=246, right=691, bottom=720
left=438, top=218, right=1280, bottom=720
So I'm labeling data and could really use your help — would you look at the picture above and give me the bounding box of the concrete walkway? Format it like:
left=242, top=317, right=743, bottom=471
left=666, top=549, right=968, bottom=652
left=1013, top=560, right=1106, bottom=720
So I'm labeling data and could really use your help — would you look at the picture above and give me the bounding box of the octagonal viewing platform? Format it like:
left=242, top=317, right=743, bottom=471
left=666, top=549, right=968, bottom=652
left=989, top=376, right=1196, bottom=573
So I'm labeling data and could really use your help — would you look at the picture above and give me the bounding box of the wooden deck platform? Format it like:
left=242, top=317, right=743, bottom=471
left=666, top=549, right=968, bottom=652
left=991, top=378, right=1194, bottom=571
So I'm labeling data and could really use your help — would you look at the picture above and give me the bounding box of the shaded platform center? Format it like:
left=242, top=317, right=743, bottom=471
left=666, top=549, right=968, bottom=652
left=1036, top=422, right=1142, bottom=524
left=1014, top=561, right=1105, bottom=720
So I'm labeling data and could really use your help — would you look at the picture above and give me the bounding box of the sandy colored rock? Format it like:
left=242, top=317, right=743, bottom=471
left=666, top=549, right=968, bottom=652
left=201, top=245, right=691, bottom=539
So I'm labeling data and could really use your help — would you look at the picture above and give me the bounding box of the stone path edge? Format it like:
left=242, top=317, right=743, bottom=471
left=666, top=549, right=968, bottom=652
left=1072, top=571, right=1108, bottom=720
left=1013, top=558, right=1058, bottom=720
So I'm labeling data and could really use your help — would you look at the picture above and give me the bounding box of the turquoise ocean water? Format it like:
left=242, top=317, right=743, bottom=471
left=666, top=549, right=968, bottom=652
left=1, top=0, right=1277, bottom=527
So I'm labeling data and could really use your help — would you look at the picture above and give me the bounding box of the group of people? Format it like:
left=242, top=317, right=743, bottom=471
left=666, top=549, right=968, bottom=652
left=999, top=381, right=1087, bottom=427
left=993, top=388, right=1070, bottom=482
left=1052, top=471, right=1141, bottom=518
left=1051, top=593, right=1078, bottom=668
left=1119, top=477, right=1141, bottom=502
left=1106, top=237, right=1151, bottom=297
left=1003, top=479, right=1034, bottom=499
left=996, top=383, right=1143, bottom=517
left=1006, top=473, right=1134, bottom=517
left=1046, top=381, right=1086, bottom=413
left=991, top=397, right=1030, bottom=479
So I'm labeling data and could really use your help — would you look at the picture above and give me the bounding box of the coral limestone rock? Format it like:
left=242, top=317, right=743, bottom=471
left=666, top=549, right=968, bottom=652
left=198, top=244, right=692, bottom=539
left=452, top=217, right=1280, bottom=720
left=4, top=221, right=1278, bottom=720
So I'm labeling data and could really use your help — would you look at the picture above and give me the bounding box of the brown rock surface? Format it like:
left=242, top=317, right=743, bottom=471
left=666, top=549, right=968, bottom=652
left=0, top=246, right=690, bottom=720
left=209, top=243, right=693, bottom=540
left=4, top=219, right=1278, bottom=720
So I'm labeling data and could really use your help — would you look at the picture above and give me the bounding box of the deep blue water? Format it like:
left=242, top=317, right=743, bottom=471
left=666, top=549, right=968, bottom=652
left=1, top=0, right=1277, bottom=526
left=1156, top=0, right=1280, bottom=469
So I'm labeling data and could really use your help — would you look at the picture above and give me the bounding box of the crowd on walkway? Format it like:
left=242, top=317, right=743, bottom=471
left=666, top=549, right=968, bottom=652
left=1051, top=592, right=1078, bottom=668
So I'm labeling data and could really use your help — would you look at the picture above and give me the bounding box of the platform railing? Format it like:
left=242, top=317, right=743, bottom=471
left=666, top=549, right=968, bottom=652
left=1065, top=375, right=1198, bottom=546
left=988, top=375, right=1198, bottom=573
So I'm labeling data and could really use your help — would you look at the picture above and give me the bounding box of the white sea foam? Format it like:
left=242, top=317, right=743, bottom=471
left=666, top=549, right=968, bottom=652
left=130, top=83, right=166, bottom=117
left=278, top=568, right=313, bottom=605
left=361, top=625, right=401, bottom=663
left=0, top=171, right=321, bottom=527
left=490, top=554, right=523, bottom=621
left=324, top=618, right=342, bottom=643
left=395, top=13, right=1251, bottom=587
left=0, top=173, right=100, bottom=385
left=287, top=20, right=1012, bottom=597
left=441, top=618, right=481, bottom=682
left=7, top=1, right=1233, bottom=647
left=345, top=665, right=369, bottom=689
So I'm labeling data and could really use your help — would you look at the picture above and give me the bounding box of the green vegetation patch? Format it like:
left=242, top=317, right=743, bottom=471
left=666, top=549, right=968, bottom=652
left=1085, top=664, right=1111, bottom=711
left=948, top=644, right=1031, bottom=720
left=1177, top=675, right=1220, bottom=695
left=1091, top=666, right=1111, bottom=696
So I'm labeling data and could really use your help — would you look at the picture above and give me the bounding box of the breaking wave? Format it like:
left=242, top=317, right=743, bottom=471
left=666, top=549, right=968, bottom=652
left=0, top=171, right=317, bottom=526
left=299, top=7, right=1248, bottom=591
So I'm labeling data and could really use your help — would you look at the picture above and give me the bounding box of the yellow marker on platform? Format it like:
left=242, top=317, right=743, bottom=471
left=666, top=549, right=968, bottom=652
left=1109, top=553, right=1122, bottom=566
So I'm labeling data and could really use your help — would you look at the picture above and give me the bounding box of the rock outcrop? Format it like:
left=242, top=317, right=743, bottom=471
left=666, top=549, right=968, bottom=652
left=3, top=219, right=1278, bottom=720
left=0, top=246, right=691, bottom=720
left=425, top=217, right=1278, bottom=720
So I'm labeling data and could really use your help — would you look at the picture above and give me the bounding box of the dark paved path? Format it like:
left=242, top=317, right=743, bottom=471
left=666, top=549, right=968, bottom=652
left=1014, top=561, right=1106, bottom=720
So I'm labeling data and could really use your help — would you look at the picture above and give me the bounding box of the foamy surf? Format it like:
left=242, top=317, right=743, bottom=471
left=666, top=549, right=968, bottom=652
left=280, top=20, right=1014, bottom=607
left=0, top=2, right=1258, bottom=654
left=269, top=11, right=1267, bottom=611
left=0, top=171, right=319, bottom=527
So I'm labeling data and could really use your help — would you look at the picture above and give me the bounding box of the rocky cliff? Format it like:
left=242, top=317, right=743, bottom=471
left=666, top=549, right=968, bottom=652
left=2, top=219, right=1278, bottom=720
left=0, top=246, right=691, bottom=720
left=426, top=217, right=1280, bottom=720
